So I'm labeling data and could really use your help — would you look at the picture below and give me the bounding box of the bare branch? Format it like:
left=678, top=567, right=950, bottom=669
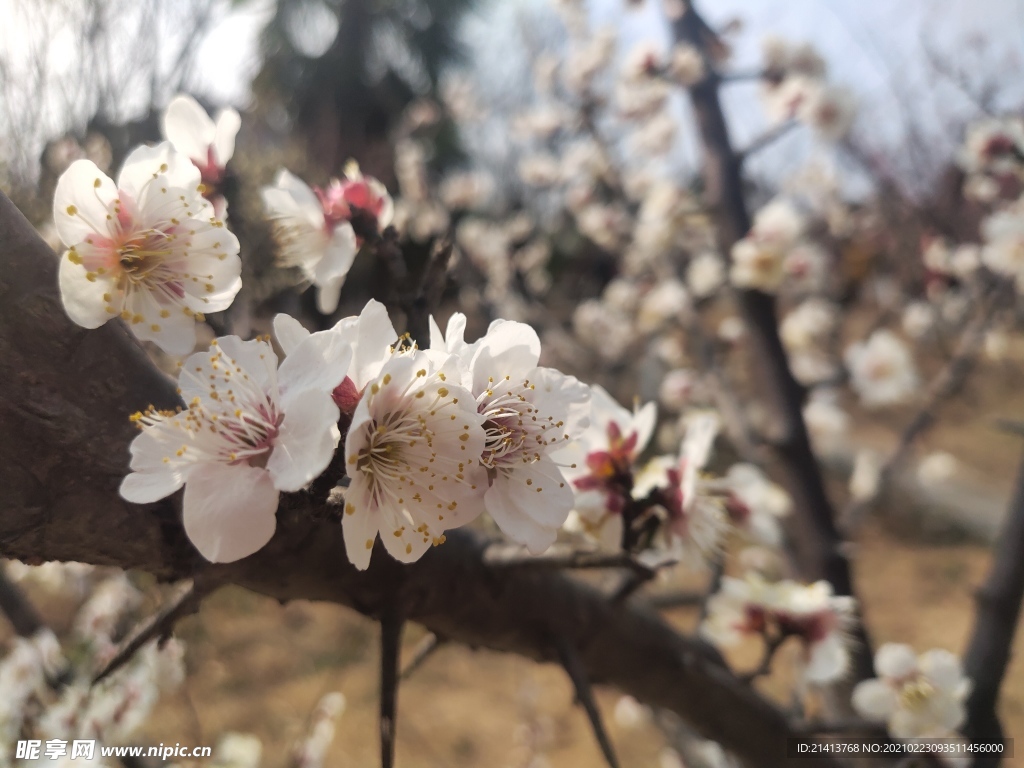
left=737, top=120, right=800, bottom=164
left=555, top=634, right=622, bottom=768
left=672, top=2, right=872, bottom=680
left=93, top=580, right=205, bottom=685
left=380, top=608, right=404, bottom=768
left=400, top=632, right=445, bottom=680
left=962, top=445, right=1024, bottom=766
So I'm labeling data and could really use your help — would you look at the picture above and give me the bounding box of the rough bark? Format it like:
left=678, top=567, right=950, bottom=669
left=0, top=191, right=841, bottom=766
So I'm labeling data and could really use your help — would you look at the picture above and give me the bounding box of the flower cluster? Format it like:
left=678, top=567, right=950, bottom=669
left=118, top=301, right=593, bottom=568
left=760, top=36, right=855, bottom=141
left=701, top=573, right=856, bottom=684
left=262, top=162, right=393, bottom=314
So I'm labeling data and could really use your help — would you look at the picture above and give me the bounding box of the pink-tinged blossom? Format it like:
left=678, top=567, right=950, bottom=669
left=161, top=94, right=241, bottom=217
left=341, top=350, right=487, bottom=570
left=633, top=413, right=728, bottom=568
left=852, top=644, right=971, bottom=740
left=711, top=464, right=791, bottom=547
left=120, top=325, right=352, bottom=563
left=53, top=143, right=241, bottom=355
left=556, top=385, right=657, bottom=551
left=702, top=574, right=856, bottom=684
left=431, top=314, right=591, bottom=554
left=261, top=164, right=392, bottom=315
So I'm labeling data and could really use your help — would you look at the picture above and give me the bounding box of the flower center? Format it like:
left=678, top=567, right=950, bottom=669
left=899, top=678, right=935, bottom=711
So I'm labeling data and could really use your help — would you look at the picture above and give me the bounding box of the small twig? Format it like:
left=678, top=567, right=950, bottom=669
left=720, top=69, right=768, bottom=83
left=0, top=566, right=46, bottom=637
left=92, top=580, right=204, bottom=685
left=483, top=544, right=655, bottom=578
left=739, top=632, right=786, bottom=684
left=555, top=634, right=622, bottom=768
left=995, top=419, right=1024, bottom=437
left=379, top=607, right=404, bottom=768
left=400, top=632, right=446, bottom=680
left=737, top=120, right=799, bottom=163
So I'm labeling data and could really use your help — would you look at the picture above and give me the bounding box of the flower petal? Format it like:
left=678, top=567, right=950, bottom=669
left=918, top=649, right=964, bottom=691
left=277, top=328, right=353, bottom=410
left=273, top=313, right=312, bottom=356
left=53, top=159, right=118, bottom=246
left=332, top=299, right=398, bottom=387
left=316, top=279, right=344, bottom=315
left=212, top=108, right=241, bottom=166
left=58, top=255, right=119, bottom=329
left=485, top=483, right=558, bottom=554
left=266, top=390, right=341, bottom=492
left=120, top=469, right=185, bottom=504
left=851, top=679, right=897, bottom=721
left=118, top=142, right=201, bottom=200
left=342, top=476, right=382, bottom=570
left=182, top=463, right=279, bottom=563
left=804, top=633, right=849, bottom=684
left=469, top=319, right=541, bottom=390
left=123, top=286, right=197, bottom=355
left=875, top=643, right=918, bottom=680
left=162, top=95, right=216, bottom=162
left=315, top=224, right=358, bottom=285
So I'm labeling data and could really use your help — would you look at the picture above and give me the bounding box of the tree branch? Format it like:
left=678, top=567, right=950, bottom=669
left=672, top=2, right=872, bottom=680
left=962, top=446, right=1024, bottom=766
left=0, top=567, right=46, bottom=637
left=0, top=191, right=842, bottom=768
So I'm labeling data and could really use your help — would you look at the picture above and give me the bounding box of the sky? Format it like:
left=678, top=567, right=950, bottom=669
left=2, top=0, right=1024, bottom=192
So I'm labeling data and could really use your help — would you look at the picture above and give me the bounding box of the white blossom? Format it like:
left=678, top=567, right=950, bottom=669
left=713, top=464, right=791, bottom=546
left=981, top=208, right=1024, bottom=291
left=341, top=349, right=487, bottom=569
left=687, top=251, right=726, bottom=298
left=53, top=144, right=241, bottom=354
left=431, top=315, right=590, bottom=553
left=161, top=93, right=241, bottom=217
left=262, top=165, right=392, bottom=314
left=844, top=330, right=918, bottom=408
left=852, top=644, right=971, bottom=739
left=702, top=574, right=856, bottom=684
left=555, top=385, right=657, bottom=550
left=120, top=325, right=351, bottom=563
